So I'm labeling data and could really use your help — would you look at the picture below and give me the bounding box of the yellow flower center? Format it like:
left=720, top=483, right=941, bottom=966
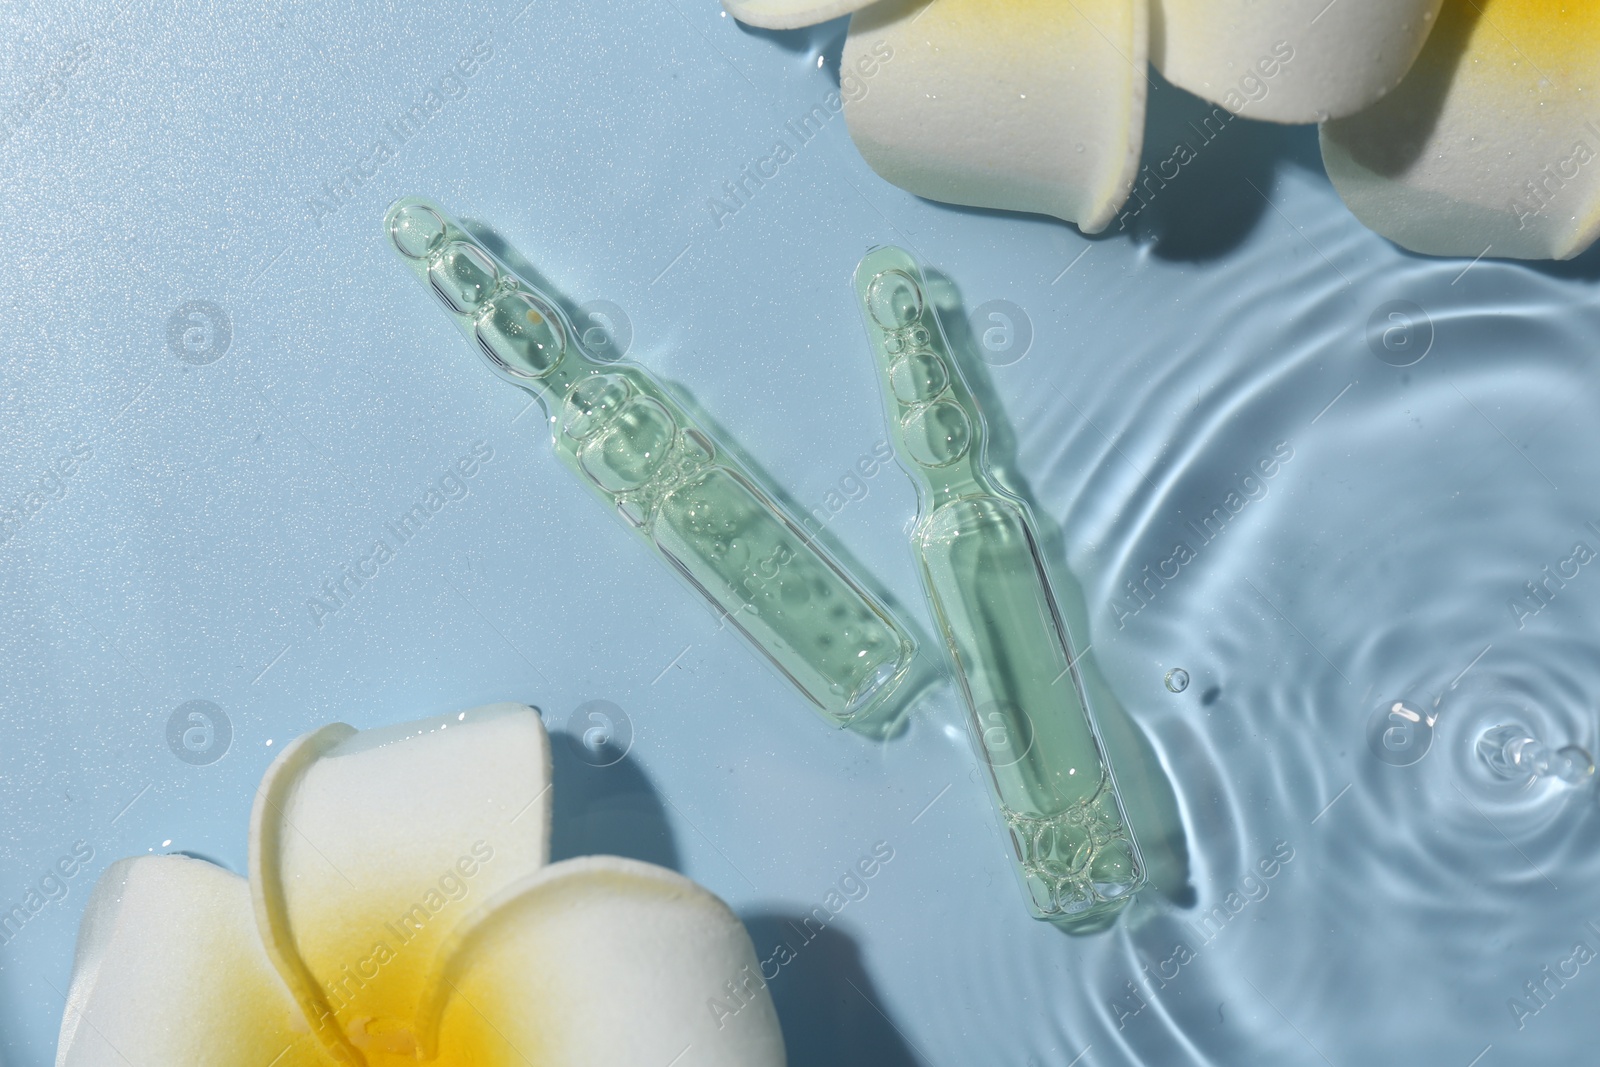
left=348, top=1016, right=419, bottom=1060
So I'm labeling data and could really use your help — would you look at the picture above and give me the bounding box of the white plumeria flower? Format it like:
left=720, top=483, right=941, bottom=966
left=1322, top=4, right=1600, bottom=260
left=56, top=704, right=786, bottom=1067
left=727, top=0, right=1600, bottom=260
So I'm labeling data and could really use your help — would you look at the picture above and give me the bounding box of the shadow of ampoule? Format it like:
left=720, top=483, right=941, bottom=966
left=464, top=220, right=944, bottom=738
left=921, top=267, right=1195, bottom=913
left=741, top=911, right=922, bottom=1067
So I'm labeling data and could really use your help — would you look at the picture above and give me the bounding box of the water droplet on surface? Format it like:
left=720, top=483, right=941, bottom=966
left=1477, top=723, right=1549, bottom=780
left=1552, top=744, right=1594, bottom=785
left=1164, top=668, right=1189, bottom=693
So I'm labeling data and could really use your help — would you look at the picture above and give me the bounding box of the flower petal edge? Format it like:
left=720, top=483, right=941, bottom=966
left=58, top=856, right=325, bottom=1067
left=1152, top=0, right=1442, bottom=124
left=416, top=855, right=787, bottom=1066
left=842, top=0, right=1148, bottom=233
left=1320, top=1, right=1600, bottom=259
left=249, top=704, right=553, bottom=1056
left=723, top=0, right=882, bottom=31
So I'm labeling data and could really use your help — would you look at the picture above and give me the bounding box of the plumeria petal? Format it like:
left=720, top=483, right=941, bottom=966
left=1320, top=1, right=1600, bottom=259
left=1152, top=0, right=1442, bottom=123
left=722, top=0, right=877, bottom=31
left=56, top=857, right=325, bottom=1067
left=416, top=856, right=786, bottom=1066
left=841, top=0, right=1148, bottom=232
left=249, top=703, right=552, bottom=1055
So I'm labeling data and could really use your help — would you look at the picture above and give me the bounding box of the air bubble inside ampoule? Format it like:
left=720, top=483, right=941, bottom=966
left=889, top=350, right=948, bottom=403
left=577, top=396, right=677, bottom=493
left=390, top=203, right=446, bottom=259
left=562, top=374, right=631, bottom=439
left=900, top=400, right=971, bottom=467
left=866, top=269, right=923, bottom=330
left=429, top=240, right=500, bottom=313
left=476, top=291, right=567, bottom=380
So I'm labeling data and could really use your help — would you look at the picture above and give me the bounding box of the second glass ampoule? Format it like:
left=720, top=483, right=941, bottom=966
left=384, top=198, right=917, bottom=734
left=853, top=247, right=1145, bottom=929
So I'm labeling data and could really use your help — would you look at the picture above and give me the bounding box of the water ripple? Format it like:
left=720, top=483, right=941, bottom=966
left=981, top=142, right=1600, bottom=1065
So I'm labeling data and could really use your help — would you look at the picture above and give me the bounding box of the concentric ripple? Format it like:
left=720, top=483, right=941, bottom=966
left=943, top=155, right=1600, bottom=1064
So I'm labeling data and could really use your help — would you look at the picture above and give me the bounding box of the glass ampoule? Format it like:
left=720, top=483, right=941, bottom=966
left=853, top=246, right=1145, bottom=927
left=385, top=198, right=917, bottom=734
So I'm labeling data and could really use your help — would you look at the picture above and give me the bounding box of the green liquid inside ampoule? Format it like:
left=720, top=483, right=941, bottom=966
left=853, top=248, right=1144, bottom=927
left=385, top=198, right=917, bottom=732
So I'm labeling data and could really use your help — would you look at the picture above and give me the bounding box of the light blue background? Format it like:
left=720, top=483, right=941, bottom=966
left=5, top=1, right=1600, bottom=1064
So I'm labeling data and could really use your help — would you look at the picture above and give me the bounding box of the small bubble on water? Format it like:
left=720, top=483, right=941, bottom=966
left=1477, top=724, right=1548, bottom=780
left=1553, top=744, right=1594, bottom=785
left=1164, top=668, right=1190, bottom=693
left=1478, top=728, right=1596, bottom=787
